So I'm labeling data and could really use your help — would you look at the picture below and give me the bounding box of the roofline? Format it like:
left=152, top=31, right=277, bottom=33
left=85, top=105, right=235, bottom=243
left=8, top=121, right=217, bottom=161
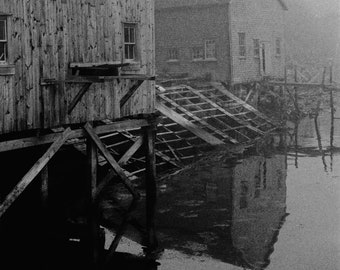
left=278, top=0, right=288, bottom=10
left=155, top=0, right=231, bottom=10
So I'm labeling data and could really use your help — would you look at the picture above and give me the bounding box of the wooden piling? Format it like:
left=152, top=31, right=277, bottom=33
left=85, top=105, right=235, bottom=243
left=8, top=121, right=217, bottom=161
left=87, top=137, right=100, bottom=269
left=40, top=166, right=49, bottom=209
left=143, top=122, right=158, bottom=255
left=329, top=64, right=334, bottom=171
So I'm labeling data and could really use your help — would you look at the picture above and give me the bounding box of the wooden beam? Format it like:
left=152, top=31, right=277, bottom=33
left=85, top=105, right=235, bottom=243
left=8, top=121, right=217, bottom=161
left=70, top=62, right=130, bottom=68
left=211, top=82, right=276, bottom=125
left=67, top=83, right=92, bottom=114
left=266, top=81, right=337, bottom=89
left=157, top=95, right=237, bottom=143
left=40, top=166, right=49, bottom=209
left=0, top=119, right=150, bottom=153
left=63, top=75, right=155, bottom=83
left=120, top=80, right=144, bottom=108
left=118, top=136, right=144, bottom=166
left=83, top=123, right=139, bottom=199
left=0, top=128, right=72, bottom=218
left=156, top=101, right=225, bottom=145
left=86, top=138, right=101, bottom=268
left=186, top=85, right=264, bottom=135
left=155, top=150, right=182, bottom=168
left=143, top=125, right=158, bottom=253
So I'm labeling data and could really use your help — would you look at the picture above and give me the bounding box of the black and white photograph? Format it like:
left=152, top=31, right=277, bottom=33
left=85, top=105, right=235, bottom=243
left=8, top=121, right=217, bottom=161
left=0, top=0, right=339, bottom=269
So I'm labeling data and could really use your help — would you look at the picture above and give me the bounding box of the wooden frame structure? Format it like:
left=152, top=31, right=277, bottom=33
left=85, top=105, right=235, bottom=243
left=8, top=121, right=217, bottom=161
left=0, top=116, right=159, bottom=268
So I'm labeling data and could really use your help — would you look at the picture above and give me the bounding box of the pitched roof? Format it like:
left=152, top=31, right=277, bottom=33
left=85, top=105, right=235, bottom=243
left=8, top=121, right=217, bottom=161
left=156, top=0, right=288, bottom=10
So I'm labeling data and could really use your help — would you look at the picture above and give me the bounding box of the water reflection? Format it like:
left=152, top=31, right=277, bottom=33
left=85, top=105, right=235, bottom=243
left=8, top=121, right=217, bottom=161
left=156, top=148, right=288, bottom=269
left=286, top=113, right=340, bottom=173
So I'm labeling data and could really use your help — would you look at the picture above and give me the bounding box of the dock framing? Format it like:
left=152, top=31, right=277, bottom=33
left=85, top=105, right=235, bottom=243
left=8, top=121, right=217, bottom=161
left=0, top=115, right=160, bottom=268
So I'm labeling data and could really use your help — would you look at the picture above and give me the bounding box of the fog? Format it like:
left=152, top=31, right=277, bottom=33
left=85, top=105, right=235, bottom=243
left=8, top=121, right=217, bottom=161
left=284, top=0, right=340, bottom=69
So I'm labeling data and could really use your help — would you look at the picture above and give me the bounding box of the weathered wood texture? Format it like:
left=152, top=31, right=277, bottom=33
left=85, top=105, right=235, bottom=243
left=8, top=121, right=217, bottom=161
left=0, top=0, right=155, bottom=135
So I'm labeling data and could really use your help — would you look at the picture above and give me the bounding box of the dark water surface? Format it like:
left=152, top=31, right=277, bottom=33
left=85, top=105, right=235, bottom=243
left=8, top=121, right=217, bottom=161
left=153, top=114, right=340, bottom=270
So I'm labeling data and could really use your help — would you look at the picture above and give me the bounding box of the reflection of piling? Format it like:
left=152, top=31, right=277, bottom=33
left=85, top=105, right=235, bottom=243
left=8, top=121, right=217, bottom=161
left=314, top=109, right=328, bottom=172
left=329, top=65, right=334, bottom=171
left=314, top=68, right=328, bottom=172
left=294, top=120, right=299, bottom=168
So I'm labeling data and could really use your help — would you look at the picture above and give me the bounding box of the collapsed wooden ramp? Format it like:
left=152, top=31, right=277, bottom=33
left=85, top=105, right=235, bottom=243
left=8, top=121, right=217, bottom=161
left=156, top=82, right=277, bottom=147
left=73, top=82, right=277, bottom=178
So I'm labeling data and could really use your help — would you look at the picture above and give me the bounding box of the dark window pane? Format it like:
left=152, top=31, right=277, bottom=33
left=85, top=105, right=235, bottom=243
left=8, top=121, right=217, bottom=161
left=0, top=42, right=6, bottom=61
left=124, top=27, right=129, bottom=43
left=0, top=20, right=5, bottom=40
left=129, top=44, right=135, bottom=59
left=239, top=33, right=245, bottom=45
left=124, top=44, right=129, bottom=59
left=129, top=28, right=135, bottom=43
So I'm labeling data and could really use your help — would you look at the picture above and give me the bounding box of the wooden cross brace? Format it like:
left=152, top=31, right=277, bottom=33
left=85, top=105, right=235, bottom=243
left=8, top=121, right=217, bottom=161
left=83, top=123, right=142, bottom=263
left=0, top=128, right=72, bottom=219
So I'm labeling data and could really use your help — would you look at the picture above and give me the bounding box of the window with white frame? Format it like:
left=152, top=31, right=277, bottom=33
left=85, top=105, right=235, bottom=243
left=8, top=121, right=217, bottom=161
left=253, top=39, right=260, bottom=58
left=192, top=46, right=204, bottom=60
left=276, top=38, right=281, bottom=56
left=0, top=16, right=8, bottom=63
left=205, top=40, right=216, bottom=59
left=238, top=33, right=246, bottom=57
left=124, top=23, right=137, bottom=60
left=168, top=48, right=179, bottom=61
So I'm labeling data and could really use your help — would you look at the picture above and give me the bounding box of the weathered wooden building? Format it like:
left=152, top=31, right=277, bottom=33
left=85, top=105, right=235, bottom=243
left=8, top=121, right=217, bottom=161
left=155, top=0, right=287, bottom=84
left=0, top=0, right=157, bottom=268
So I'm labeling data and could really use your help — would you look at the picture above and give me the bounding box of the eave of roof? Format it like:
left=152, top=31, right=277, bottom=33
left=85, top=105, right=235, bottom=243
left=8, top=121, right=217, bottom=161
left=155, top=0, right=231, bottom=10
left=156, top=0, right=288, bottom=11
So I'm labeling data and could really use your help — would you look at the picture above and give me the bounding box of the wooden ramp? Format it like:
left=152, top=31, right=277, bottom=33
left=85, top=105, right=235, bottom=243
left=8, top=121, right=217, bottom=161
left=156, top=82, right=277, bottom=147
left=72, top=82, right=277, bottom=178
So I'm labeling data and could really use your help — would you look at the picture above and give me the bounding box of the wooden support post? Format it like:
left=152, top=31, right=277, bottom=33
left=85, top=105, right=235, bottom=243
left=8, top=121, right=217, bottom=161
left=84, top=122, right=141, bottom=261
left=87, top=138, right=100, bottom=268
left=0, top=128, right=72, bottom=218
left=294, top=65, right=300, bottom=118
left=143, top=123, right=158, bottom=255
left=94, top=136, right=144, bottom=200
left=329, top=65, right=334, bottom=171
left=84, top=123, right=139, bottom=199
left=40, top=166, right=49, bottom=209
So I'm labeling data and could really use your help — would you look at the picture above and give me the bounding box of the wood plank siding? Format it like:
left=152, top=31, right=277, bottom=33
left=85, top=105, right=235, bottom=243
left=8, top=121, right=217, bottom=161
left=0, top=0, right=155, bottom=135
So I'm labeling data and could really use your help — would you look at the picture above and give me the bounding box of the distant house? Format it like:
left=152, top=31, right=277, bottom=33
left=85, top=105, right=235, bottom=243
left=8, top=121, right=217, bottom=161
left=155, top=0, right=288, bottom=84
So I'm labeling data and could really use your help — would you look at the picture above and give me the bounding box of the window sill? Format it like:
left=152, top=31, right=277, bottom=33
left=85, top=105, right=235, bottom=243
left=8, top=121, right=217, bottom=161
left=0, top=64, right=15, bottom=75
left=192, top=58, right=217, bottom=63
left=121, top=61, right=141, bottom=71
left=166, top=60, right=180, bottom=63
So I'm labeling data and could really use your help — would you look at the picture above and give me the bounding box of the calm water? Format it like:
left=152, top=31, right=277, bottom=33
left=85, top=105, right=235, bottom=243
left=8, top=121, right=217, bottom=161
left=153, top=113, right=340, bottom=270
left=104, top=111, right=340, bottom=269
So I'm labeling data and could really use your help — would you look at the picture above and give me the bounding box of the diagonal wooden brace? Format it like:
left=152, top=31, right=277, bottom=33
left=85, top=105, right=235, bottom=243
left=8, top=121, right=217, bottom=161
left=120, top=80, right=144, bottom=108
left=0, top=128, right=72, bottom=218
left=83, top=122, right=140, bottom=200
left=68, top=83, right=92, bottom=114
left=94, top=136, right=144, bottom=200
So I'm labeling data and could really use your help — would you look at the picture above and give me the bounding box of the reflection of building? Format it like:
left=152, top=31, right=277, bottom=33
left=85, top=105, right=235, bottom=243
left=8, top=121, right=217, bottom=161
left=155, top=0, right=287, bottom=84
left=232, top=155, right=287, bottom=269
left=156, top=150, right=287, bottom=269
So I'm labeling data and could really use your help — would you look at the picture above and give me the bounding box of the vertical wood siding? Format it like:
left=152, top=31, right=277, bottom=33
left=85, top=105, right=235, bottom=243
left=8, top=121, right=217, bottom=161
left=0, top=0, right=155, bottom=135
